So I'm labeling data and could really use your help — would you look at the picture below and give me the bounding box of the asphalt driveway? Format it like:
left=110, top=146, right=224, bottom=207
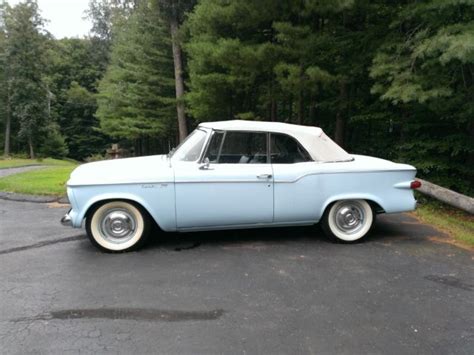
left=0, top=199, right=473, bottom=354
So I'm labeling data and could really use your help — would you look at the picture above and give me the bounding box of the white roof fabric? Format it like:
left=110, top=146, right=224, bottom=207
left=198, top=120, right=353, bottom=162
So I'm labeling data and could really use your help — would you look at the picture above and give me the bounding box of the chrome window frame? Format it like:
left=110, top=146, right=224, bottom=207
left=269, top=132, right=314, bottom=164
left=200, top=129, right=271, bottom=164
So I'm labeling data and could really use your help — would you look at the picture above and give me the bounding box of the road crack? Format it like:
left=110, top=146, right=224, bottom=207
left=11, top=308, right=225, bottom=322
left=0, top=235, right=84, bottom=255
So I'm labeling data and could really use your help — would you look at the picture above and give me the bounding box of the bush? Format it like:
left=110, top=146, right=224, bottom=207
left=40, top=126, right=69, bottom=159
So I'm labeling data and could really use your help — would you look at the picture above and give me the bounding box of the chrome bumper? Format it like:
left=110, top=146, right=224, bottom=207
left=61, top=210, right=73, bottom=227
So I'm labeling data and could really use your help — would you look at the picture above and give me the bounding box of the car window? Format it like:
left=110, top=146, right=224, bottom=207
left=207, top=131, right=268, bottom=164
left=172, top=129, right=208, bottom=162
left=270, top=133, right=312, bottom=163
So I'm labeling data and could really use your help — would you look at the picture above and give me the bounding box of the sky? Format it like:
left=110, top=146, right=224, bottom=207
left=7, top=0, right=92, bottom=39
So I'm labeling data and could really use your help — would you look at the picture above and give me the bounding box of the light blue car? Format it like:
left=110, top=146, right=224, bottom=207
left=61, top=120, right=420, bottom=252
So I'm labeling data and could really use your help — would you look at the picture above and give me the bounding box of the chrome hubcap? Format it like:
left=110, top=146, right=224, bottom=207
left=100, top=209, right=136, bottom=244
left=334, top=202, right=365, bottom=234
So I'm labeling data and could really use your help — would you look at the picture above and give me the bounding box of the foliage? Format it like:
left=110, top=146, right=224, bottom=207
left=39, top=124, right=69, bottom=158
left=0, top=0, right=472, bottom=195
left=2, top=0, right=49, bottom=158
left=45, top=38, right=107, bottom=160
left=96, top=1, right=176, bottom=143
left=370, top=0, right=474, bottom=193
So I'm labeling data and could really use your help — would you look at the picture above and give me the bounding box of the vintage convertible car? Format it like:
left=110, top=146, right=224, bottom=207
left=61, top=120, right=420, bottom=252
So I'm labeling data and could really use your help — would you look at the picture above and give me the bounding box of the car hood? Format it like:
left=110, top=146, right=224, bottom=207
left=68, top=155, right=173, bottom=186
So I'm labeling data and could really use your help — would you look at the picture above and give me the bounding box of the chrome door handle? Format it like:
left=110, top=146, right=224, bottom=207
left=257, top=174, right=272, bottom=179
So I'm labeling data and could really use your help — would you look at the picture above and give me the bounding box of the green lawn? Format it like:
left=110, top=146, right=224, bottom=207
left=0, top=157, right=75, bottom=169
left=414, top=198, right=474, bottom=248
left=0, top=164, right=77, bottom=196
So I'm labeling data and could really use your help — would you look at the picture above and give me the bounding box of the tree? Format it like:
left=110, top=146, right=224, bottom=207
left=152, top=0, right=196, bottom=142
left=185, top=0, right=290, bottom=122
left=46, top=38, right=106, bottom=160
left=370, top=0, right=474, bottom=192
left=96, top=0, right=176, bottom=152
left=0, top=3, right=10, bottom=156
left=3, top=0, right=49, bottom=158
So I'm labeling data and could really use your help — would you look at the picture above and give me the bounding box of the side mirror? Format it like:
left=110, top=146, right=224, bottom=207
left=199, top=157, right=211, bottom=170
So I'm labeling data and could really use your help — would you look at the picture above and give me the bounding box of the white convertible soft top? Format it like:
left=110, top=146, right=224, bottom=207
left=198, top=120, right=353, bottom=162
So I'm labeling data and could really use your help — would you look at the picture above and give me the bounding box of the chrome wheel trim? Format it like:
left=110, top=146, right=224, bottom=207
left=327, top=200, right=373, bottom=242
left=333, top=202, right=365, bottom=235
left=99, top=208, right=137, bottom=244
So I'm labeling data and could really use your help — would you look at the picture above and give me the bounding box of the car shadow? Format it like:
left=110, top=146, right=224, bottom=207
left=146, top=224, right=324, bottom=252
left=144, top=213, right=444, bottom=252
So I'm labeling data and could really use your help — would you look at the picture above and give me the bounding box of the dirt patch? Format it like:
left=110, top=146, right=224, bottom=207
left=409, top=212, right=474, bottom=252
left=47, top=202, right=70, bottom=208
left=426, top=235, right=474, bottom=253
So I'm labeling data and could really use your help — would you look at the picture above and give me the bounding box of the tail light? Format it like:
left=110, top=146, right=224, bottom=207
left=410, top=180, right=421, bottom=189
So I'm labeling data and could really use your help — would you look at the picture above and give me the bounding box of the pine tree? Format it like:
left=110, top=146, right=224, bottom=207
left=152, top=0, right=196, bottom=142
left=370, top=0, right=474, bottom=192
left=96, top=0, right=176, bottom=151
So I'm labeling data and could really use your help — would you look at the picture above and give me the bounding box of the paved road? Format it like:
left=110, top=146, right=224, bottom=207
left=0, top=165, right=45, bottom=178
left=0, top=199, right=473, bottom=354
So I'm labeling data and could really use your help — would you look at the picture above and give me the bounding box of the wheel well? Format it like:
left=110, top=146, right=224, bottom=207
left=323, top=199, right=385, bottom=216
left=85, top=198, right=162, bottom=230
left=367, top=200, right=385, bottom=214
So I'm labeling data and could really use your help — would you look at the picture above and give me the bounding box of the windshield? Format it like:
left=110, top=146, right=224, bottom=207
left=171, top=128, right=208, bottom=162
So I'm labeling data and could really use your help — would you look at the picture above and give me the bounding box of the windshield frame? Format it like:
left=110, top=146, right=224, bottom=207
left=170, top=128, right=210, bottom=162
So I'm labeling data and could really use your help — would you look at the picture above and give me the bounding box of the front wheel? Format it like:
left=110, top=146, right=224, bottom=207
left=86, top=201, right=151, bottom=252
left=321, top=200, right=374, bottom=243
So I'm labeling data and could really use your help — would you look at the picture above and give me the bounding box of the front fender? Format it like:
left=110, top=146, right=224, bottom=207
left=69, top=184, right=177, bottom=231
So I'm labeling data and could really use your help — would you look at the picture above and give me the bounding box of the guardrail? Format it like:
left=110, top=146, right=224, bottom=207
left=416, top=178, right=474, bottom=214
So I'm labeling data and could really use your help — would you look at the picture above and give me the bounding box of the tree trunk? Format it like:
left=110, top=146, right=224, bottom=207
left=335, top=81, right=347, bottom=146
left=309, top=94, right=316, bottom=126
left=297, top=90, right=304, bottom=125
left=288, top=100, right=293, bottom=122
left=28, top=136, right=35, bottom=159
left=271, top=99, right=277, bottom=122
left=170, top=16, right=188, bottom=143
left=3, top=88, right=11, bottom=157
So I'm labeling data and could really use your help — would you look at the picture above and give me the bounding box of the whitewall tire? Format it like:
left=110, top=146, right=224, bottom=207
left=322, top=200, right=374, bottom=243
left=86, top=201, right=150, bottom=252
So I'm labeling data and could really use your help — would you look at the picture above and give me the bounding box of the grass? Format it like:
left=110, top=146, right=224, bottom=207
left=0, top=157, right=75, bottom=169
left=0, top=164, right=77, bottom=196
left=414, top=196, right=474, bottom=248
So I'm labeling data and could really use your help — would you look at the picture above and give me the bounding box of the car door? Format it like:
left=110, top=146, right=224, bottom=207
left=174, top=130, right=274, bottom=229
left=270, top=133, right=320, bottom=223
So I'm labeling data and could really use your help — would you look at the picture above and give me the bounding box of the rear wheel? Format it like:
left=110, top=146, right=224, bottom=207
left=86, top=201, right=150, bottom=252
left=321, top=200, right=374, bottom=243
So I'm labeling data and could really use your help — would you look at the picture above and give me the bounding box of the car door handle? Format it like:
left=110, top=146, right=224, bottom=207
left=257, top=174, right=272, bottom=179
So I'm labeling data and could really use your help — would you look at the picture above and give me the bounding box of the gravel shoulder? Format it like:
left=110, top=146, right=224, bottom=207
left=0, top=165, right=45, bottom=177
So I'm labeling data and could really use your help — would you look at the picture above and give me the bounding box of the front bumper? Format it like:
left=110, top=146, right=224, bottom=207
left=61, top=209, right=73, bottom=227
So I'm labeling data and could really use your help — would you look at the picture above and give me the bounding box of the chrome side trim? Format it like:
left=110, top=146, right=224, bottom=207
left=67, top=169, right=416, bottom=186
left=67, top=180, right=173, bottom=187
left=273, top=169, right=417, bottom=184
left=175, top=180, right=273, bottom=184
left=174, top=169, right=416, bottom=184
